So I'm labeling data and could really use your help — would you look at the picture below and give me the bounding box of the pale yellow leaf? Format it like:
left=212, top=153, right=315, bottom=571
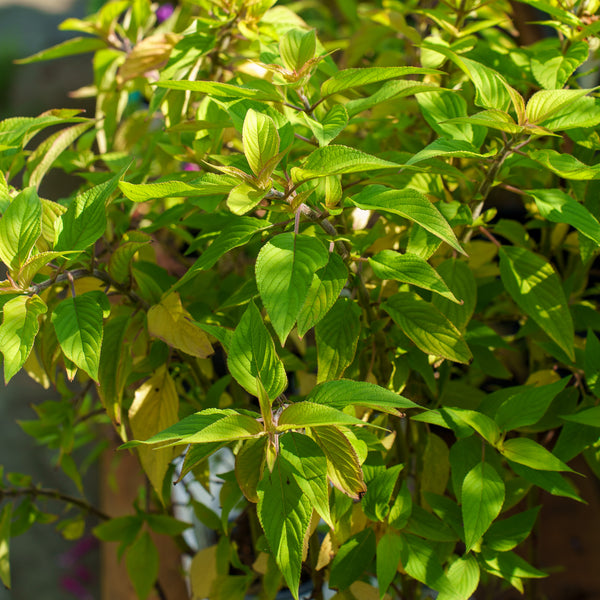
left=316, top=532, right=334, bottom=571
left=147, top=292, right=213, bottom=358
left=190, top=545, right=218, bottom=599
left=129, top=366, right=179, bottom=495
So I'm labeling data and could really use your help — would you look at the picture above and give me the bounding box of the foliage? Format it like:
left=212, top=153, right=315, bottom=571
left=1, top=0, right=600, bottom=598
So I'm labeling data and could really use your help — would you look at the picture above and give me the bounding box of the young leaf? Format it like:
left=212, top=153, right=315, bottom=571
left=499, top=246, right=574, bottom=361
left=108, top=231, right=151, bottom=284
left=0, top=186, right=42, bottom=271
left=280, top=28, right=316, bottom=72
left=235, top=436, right=268, bottom=503
left=51, top=292, right=107, bottom=381
left=242, top=109, right=280, bottom=177
left=526, top=88, right=598, bottom=126
left=350, top=185, right=465, bottom=254
left=315, top=296, right=360, bottom=383
left=362, top=464, right=403, bottom=522
left=128, top=366, right=179, bottom=495
left=369, top=250, right=460, bottom=303
left=307, top=379, right=419, bottom=414
left=227, top=301, right=287, bottom=400
left=279, top=432, right=333, bottom=528
left=529, top=189, right=600, bottom=246
left=257, top=454, right=312, bottom=600
left=302, top=104, right=348, bottom=147
left=531, top=41, right=589, bottom=89
left=156, top=80, right=281, bottom=102
left=296, top=252, right=348, bottom=337
left=147, top=292, right=213, bottom=358
left=462, top=461, right=505, bottom=552
left=255, top=232, right=329, bottom=345
left=291, top=146, right=401, bottom=184
left=277, top=402, right=367, bottom=431
left=125, top=531, right=159, bottom=600
left=328, top=528, right=376, bottom=590
left=310, top=426, right=366, bottom=500
left=501, top=438, right=573, bottom=472
left=383, top=292, right=472, bottom=364
left=0, top=294, right=47, bottom=384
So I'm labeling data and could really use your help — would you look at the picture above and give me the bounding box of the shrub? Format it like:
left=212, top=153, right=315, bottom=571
left=1, top=0, right=600, bottom=598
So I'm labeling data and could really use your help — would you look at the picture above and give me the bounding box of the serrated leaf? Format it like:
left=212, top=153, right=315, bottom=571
left=537, top=95, right=600, bottom=131
left=483, top=507, right=540, bottom=551
left=15, top=36, right=106, bottom=64
left=126, top=531, right=158, bottom=600
left=444, top=109, right=523, bottom=134
left=0, top=187, right=42, bottom=271
left=303, top=104, right=348, bottom=146
left=499, top=246, right=574, bottom=361
left=296, top=252, right=348, bottom=337
left=531, top=41, right=589, bottom=89
left=462, top=461, right=505, bottom=551
left=508, top=461, right=582, bottom=501
left=256, top=232, right=329, bottom=344
left=227, top=301, right=287, bottom=399
left=480, top=548, right=546, bottom=589
left=108, top=231, right=151, bottom=284
left=377, top=531, right=402, bottom=599
left=235, top=436, right=268, bottom=503
left=242, top=109, right=279, bottom=177
left=0, top=503, right=11, bottom=589
left=369, top=250, right=459, bottom=302
left=280, top=28, right=316, bottom=72
left=291, top=146, right=401, bottom=184
left=257, top=454, right=312, bottom=600
left=54, top=169, right=123, bottom=252
left=431, top=258, right=476, bottom=331
left=417, top=90, right=475, bottom=143
left=362, top=464, right=403, bottom=522
left=442, top=407, right=501, bottom=446
left=307, top=379, right=419, bottom=414
left=156, top=80, right=281, bottom=101
left=494, top=378, right=569, bottom=431
left=0, top=295, right=47, bottom=384
left=278, top=402, right=367, bottom=431
left=315, top=297, right=360, bottom=383
left=147, top=292, right=213, bottom=358
left=321, top=66, right=439, bottom=97
left=528, top=149, right=600, bottom=180
left=529, top=189, right=600, bottom=245
left=279, top=432, right=333, bottom=528
left=383, top=292, right=472, bottom=363
left=15, top=251, right=75, bottom=289
left=439, top=556, right=480, bottom=600
left=118, top=174, right=237, bottom=203
left=350, top=185, right=464, bottom=254
left=128, top=367, right=179, bottom=495
left=310, top=426, right=366, bottom=500
left=52, top=292, right=105, bottom=380
left=501, top=437, right=573, bottom=472
left=526, top=88, right=597, bottom=125
left=329, top=528, right=376, bottom=590
left=406, top=138, right=496, bottom=165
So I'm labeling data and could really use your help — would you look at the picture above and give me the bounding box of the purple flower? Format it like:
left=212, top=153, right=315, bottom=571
left=182, top=162, right=201, bottom=171
left=60, top=575, right=93, bottom=600
left=156, top=3, right=175, bottom=23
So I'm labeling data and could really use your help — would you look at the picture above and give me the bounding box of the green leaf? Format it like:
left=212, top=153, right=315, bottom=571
left=307, top=379, right=419, bottom=414
left=156, top=80, right=281, bottom=102
left=431, top=258, right=477, bottom=331
left=439, top=556, right=480, bottom=600
left=235, top=436, right=267, bottom=503
left=303, top=104, right=348, bottom=147
left=350, top=185, right=464, bottom=255
left=442, top=407, right=501, bottom=446
left=0, top=503, right=11, bottom=589
left=15, top=36, right=106, bottom=64
left=279, top=432, right=333, bottom=528
left=0, top=294, right=47, bottom=384
left=291, top=146, right=401, bottom=184
left=315, top=297, right=360, bottom=383
left=369, top=250, right=459, bottom=302
left=444, top=109, right=523, bottom=134
left=499, top=246, right=574, bottom=361
left=483, top=507, right=540, bottom=551
left=242, top=109, right=280, bottom=177
left=55, top=170, right=123, bottom=252
left=226, top=183, right=265, bottom=216
left=51, top=292, right=107, bottom=381
left=0, top=187, right=42, bottom=271
left=118, top=174, right=237, bottom=203
left=508, top=461, right=582, bottom=501
left=328, top=528, right=376, bottom=590
left=527, top=149, right=600, bottom=180
left=462, top=461, right=505, bottom=552
left=383, top=292, right=472, bottom=364
left=480, top=548, right=546, bottom=590
left=257, top=455, right=312, bottom=600
left=531, top=41, right=589, bottom=89
left=526, top=88, right=596, bottom=125
left=280, top=28, right=316, bottom=72
left=321, top=66, right=439, bottom=97
left=376, top=531, right=402, bottom=599
left=529, top=189, right=600, bottom=245
left=310, top=426, right=366, bottom=500
left=389, top=481, right=413, bottom=530
left=126, top=531, right=158, bottom=600
left=15, top=251, right=75, bottom=289
left=255, top=232, right=329, bottom=344
left=227, top=301, right=287, bottom=400
left=538, top=95, right=600, bottom=131
left=277, top=402, right=367, bottom=431
left=296, top=252, right=348, bottom=337
left=501, top=437, right=573, bottom=472
left=417, top=90, right=475, bottom=143
left=585, top=330, right=600, bottom=398
left=406, top=138, right=496, bottom=166
left=107, top=231, right=151, bottom=284
left=494, top=378, right=569, bottom=431
left=362, top=464, right=403, bottom=522
left=561, top=405, right=600, bottom=427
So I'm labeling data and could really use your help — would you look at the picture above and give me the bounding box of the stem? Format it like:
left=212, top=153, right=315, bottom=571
left=478, top=225, right=501, bottom=248
left=1, top=486, right=109, bottom=521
